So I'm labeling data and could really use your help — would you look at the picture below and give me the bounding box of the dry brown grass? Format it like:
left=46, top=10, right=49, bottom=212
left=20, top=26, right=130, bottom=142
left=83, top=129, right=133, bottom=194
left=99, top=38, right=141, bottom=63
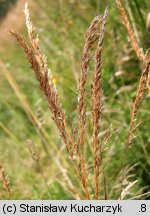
left=10, top=2, right=149, bottom=199
left=116, top=1, right=150, bottom=146
left=116, top=0, right=150, bottom=199
left=92, top=8, right=108, bottom=199
left=0, top=165, right=11, bottom=199
left=77, top=13, right=103, bottom=199
left=116, top=0, right=145, bottom=62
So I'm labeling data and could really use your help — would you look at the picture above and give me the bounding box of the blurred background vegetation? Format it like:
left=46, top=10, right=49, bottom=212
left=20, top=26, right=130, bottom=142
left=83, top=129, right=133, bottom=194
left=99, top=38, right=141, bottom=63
left=0, top=0, right=150, bottom=199
left=0, top=0, right=17, bottom=19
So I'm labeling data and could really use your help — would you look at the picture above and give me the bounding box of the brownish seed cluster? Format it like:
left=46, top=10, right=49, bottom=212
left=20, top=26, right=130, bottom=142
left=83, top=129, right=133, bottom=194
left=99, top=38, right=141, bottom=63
left=116, top=0, right=150, bottom=198
left=26, top=139, right=40, bottom=163
left=10, top=2, right=149, bottom=199
left=116, top=0, right=150, bottom=148
left=0, top=165, right=11, bottom=199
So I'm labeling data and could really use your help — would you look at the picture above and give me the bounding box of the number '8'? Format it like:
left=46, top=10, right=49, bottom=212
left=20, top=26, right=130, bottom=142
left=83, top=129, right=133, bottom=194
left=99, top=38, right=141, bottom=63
left=141, top=204, right=146, bottom=212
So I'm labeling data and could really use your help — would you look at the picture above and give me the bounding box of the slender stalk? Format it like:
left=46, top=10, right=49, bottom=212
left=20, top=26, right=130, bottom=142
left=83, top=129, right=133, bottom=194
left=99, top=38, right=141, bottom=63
left=38, top=162, right=53, bottom=199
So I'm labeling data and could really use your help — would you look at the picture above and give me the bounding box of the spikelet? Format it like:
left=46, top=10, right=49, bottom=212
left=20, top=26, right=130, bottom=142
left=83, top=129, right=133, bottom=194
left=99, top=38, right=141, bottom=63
left=24, top=3, right=48, bottom=72
left=127, top=57, right=149, bottom=147
left=116, top=0, right=145, bottom=62
left=77, top=13, right=103, bottom=199
left=78, top=14, right=103, bottom=154
left=120, top=180, right=138, bottom=200
left=11, top=3, right=93, bottom=199
left=116, top=0, right=150, bottom=199
left=10, top=21, right=68, bottom=153
left=24, top=4, right=68, bottom=147
left=116, top=0, right=150, bottom=147
left=92, top=8, right=108, bottom=199
left=0, top=165, right=11, bottom=198
left=26, top=139, right=40, bottom=163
